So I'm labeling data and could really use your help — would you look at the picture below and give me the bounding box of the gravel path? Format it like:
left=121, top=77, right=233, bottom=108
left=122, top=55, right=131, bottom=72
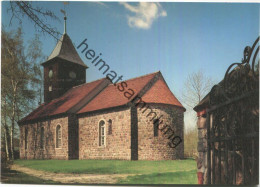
left=10, top=164, right=134, bottom=184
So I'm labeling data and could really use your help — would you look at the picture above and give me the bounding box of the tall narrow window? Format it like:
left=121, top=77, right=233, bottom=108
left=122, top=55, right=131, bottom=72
left=108, top=119, right=112, bottom=135
left=40, top=127, right=44, bottom=149
left=153, top=120, right=158, bottom=137
left=99, top=120, right=105, bottom=146
left=56, top=125, right=61, bottom=148
left=25, top=128, right=28, bottom=150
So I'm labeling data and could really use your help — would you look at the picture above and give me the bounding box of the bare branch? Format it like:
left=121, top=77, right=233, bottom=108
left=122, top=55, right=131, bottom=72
left=181, top=70, right=216, bottom=110
left=8, top=1, right=61, bottom=41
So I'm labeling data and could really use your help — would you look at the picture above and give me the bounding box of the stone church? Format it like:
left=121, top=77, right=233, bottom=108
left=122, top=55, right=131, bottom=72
left=18, top=24, right=185, bottom=160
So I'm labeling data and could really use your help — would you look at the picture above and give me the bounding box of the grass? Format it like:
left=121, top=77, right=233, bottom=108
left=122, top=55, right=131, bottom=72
left=118, top=169, right=197, bottom=184
left=1, top=166, right=59, bottom=184
left=14, top=159, right=196, bottom=175
left=13, top=159, right=197, bottom=184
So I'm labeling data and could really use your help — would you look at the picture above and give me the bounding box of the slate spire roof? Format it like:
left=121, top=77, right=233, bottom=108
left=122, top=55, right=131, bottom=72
left=41, top=33, right=88, bottom=68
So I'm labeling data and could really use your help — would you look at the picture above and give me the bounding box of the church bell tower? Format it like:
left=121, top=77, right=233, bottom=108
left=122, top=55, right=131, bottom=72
left=41, top=15, right=88, bottom=103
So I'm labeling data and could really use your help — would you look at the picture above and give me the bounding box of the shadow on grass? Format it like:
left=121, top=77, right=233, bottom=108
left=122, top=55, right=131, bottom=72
left=118, top=169, right=197, bottom=184
left=1, top=165, right=60, bottom=184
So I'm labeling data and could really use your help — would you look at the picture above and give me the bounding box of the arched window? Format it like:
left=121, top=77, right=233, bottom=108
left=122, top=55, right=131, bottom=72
left=108, top=119, right=112, bottom=135
left=99, top=120, right=105, bottom=146
left=40, top=127, right=44, bottom=149
left=56, top=125, right=61, bottom=148
left=25, top=128, right=28, bottom=150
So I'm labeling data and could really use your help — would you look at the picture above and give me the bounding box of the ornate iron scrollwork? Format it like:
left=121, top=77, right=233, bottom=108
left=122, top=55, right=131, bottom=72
left=209, top=37, right=259, bottom=105
left=207, top=37, right=259, bottom=185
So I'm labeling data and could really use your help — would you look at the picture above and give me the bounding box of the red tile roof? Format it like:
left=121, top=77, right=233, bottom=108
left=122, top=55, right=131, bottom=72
left=20, top=71, right=185, bottom=123
left=19, top=78, right=105, bottom=123
left=77, top=72, right=185, bottom=114
left=142, top=79, right=184, bottom=109
left=77, top=72, right=157, bottom=113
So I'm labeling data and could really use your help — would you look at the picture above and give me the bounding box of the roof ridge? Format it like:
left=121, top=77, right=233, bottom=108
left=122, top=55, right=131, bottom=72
left=124, top=71, right=160, bottom=82
left=42, top=88, right=75, bottom=105
left=72, top=77, right=107, bottom=89
left=39, top=78, right=107, bottom=105
left=124, top=71, right=161, bottom=107
left=157, top=73, right=185, bottom=109
left=145, top=77, right=185, bottom=110
left=67, top=78, right=110, bottom=113
left=74, top=71, right=161, bottom=89
left=108, top=71, right=160, bottom=85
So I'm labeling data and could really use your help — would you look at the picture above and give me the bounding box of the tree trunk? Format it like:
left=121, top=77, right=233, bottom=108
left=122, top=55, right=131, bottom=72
left=3, top=127, right=10, bottom=161
left=10, top=99, right=15, bottom=160
left=3, top=97, right=10, bottom=161
left=10, top=82, right=17, bottom=160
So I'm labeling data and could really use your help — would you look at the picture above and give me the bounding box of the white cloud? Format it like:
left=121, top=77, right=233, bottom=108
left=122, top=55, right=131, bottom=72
left=119, top=2, right=167, bottom=29
left=91, top=2, right=108, bottom=8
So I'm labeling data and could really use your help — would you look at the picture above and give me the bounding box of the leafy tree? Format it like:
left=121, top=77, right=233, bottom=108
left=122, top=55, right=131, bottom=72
left=1, top=27, right=43, bottom=160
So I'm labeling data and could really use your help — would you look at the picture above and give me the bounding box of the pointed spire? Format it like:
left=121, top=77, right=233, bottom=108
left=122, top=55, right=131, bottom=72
left=41, top=34, right=88, bottom=68
left=41, top=5, right=88, bottom=69
left=60, top=9, right=67, bottom=34
left=64, top=16, right=67, bottom=34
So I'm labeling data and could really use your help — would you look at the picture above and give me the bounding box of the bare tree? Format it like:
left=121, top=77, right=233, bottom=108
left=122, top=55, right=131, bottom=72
left=181, top=70, right=215, bottom=157
left=180, top=70, right=216, bottom=135
left=182, top=70, right=215, bottom=110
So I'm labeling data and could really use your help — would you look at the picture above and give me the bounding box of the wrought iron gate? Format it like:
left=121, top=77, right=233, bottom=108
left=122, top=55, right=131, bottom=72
left=206, top=37, right=259, bottom=185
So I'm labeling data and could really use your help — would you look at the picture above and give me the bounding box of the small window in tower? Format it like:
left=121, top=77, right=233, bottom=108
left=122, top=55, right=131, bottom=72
left=49, top=85, right=52, bottom=92
left=49, top=68, right=53, bottom=78
left=69, top=71, right=76, bottom=79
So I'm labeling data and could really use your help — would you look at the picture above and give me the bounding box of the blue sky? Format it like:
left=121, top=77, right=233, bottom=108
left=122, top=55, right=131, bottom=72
left=2, top=1, right=259, bottom=130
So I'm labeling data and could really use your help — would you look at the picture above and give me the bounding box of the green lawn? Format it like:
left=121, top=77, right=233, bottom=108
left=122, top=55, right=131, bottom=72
left=14, top=159, right=197, bottom=184
left=14, top=159, right=196, bottom=174
left=118, top=170, right=197, bottom=184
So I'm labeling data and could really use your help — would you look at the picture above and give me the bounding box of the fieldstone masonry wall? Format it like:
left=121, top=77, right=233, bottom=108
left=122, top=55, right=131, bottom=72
left=137, top=104, right=184, bottom=160
left=78, top=107, right=132, bottom=160
left=19, top=105, right=184, bottom=161
left=19, top=117, right=69, bottom=160
left=78, top=104, right=184, bottom=161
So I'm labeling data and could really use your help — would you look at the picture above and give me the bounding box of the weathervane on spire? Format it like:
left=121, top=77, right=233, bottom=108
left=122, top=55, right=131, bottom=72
left=61, top=2, right=69, bottom=34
